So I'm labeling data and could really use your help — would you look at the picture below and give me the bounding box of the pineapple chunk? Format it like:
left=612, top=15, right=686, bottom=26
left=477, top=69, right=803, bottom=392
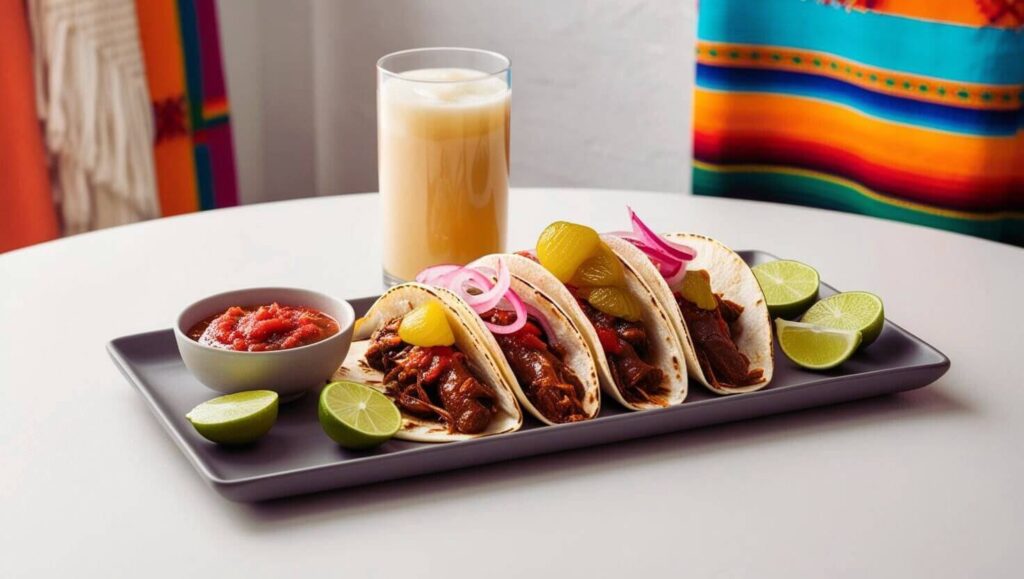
left=398, top=300, right=455, bottom=347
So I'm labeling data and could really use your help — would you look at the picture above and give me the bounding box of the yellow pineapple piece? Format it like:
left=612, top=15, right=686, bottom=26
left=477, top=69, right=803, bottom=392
left=571, top=242, right=625, bottom=287
left=580, top=286, right=642, bottom=322
left=536, top=221, right=601, bottom=283
left=680, top=269, right=717, bottom=310
left=398, top=300, right=456, bottom=347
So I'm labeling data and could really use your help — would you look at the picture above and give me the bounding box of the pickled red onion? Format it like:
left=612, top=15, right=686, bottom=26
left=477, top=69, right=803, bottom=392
left=414, top=258, right=528, bottom=334
left=457, top=259, right=510, bottom=312
left=488, top=289, right=527, bottom=334
left=416, top=264, right=461, bottom=285
left=611, top=208, right=696, bottom=287
left=628, top=207, right=696, bottom=261
left=447, top=268, right=492, bottom=305
left=525, top=303, right=556, bottom=339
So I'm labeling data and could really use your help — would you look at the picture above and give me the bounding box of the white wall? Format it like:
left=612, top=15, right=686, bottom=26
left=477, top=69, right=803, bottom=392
left=218, top=0, right=697, bottom=203
left=218, top=0, right=317, bottom=204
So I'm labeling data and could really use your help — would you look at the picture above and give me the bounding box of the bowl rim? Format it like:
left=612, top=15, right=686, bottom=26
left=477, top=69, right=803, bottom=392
left=174, top=286, right=355, bottom=357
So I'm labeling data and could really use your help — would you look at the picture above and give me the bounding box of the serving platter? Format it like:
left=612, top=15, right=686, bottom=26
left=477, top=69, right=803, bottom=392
left=107, top=250, right=949, bottom=502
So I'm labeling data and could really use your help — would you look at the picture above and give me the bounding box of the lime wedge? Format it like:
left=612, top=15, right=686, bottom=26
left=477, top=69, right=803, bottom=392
left=751, top=260, right=820, bottom=319
left=802, top=291, right=885, bottom=346
left=776, top=319, right=862, bottom=370
left=186, top=390, right=278, bottom=445
left=318, top=381, right=401, bottom=449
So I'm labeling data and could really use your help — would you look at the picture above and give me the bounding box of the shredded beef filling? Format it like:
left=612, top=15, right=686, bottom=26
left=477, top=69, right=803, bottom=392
left=575, top=296, right=667, bottom=405
left=675, top=294, right=763, bottom=389
left=483, top=309, right=588, bottom=423
left=365, top=317, right=497, bottom=434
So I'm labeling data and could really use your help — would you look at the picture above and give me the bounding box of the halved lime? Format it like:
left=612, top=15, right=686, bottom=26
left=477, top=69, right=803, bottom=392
left=186, top=390, right=278, bottom=445
left=802, top=291, right=885, bottom=346
left=751, top=260, right=820, bottom=319
left=318, top=381, right=401, bottom=449
left=776, top=319, right=862, bottom=370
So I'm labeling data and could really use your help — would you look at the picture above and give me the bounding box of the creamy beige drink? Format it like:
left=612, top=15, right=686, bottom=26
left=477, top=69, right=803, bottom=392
left=378, top=65, right=510, bottom=283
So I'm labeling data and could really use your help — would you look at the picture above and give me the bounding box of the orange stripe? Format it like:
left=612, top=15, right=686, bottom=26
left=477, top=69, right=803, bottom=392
left=693, top=89, right=1024, bottom=182
left=135, top=0, right=198, bottom=215
left=152, top=138, right=199, bottom=216
left=864, top=0, right=1023, bottom=29
left=135, top=0, right=187, bottom=101
left=0, top=0, right=59, bottom=251
left=697, top=41, right=1022, bottom=111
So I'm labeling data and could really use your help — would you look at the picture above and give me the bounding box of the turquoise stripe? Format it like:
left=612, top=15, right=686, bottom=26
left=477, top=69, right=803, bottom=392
left=177, top=0, right=205, bottom=130
left=698, top=0, right=1024, bottom=84
left=696, top=64, right=1023, bottom=136
left=194, top=144, right=215, bottom=210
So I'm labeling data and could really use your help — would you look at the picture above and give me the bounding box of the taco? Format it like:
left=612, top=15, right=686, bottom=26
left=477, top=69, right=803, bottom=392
left=333, top=283, right=522, bottom=442
left=604, top=230, right=773, bottom=394
left=509, top=224, right=688, bottom=410
left=417, top=256, right=602, bottom=425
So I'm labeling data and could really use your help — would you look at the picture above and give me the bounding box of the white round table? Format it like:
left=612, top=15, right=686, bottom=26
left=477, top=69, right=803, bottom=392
left=2, top=189, right=1021, bottom=577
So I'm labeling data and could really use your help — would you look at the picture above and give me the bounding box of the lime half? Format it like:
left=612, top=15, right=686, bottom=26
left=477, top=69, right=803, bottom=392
left=776, top=319, right=862, bottom=370
left=318, top=381, right=401, bottom=449
left=751, top=260, right=820, bottom=319
left=802, top=291, right=885, bottom=346
left=186, top=390, right=278, bottom=445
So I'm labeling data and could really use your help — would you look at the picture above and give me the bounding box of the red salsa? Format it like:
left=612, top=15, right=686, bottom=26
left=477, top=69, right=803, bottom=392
left=188, top=303, right=339, bottom=352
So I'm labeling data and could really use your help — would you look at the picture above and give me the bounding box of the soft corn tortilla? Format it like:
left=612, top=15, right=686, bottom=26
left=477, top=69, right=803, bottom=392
left=603, top=233, right=774, bottom=394
left=453, top=254, right=602, bottom=425
left=333, top=283, right=522, bottom=442
left=502, top=253, right=687, bottom=411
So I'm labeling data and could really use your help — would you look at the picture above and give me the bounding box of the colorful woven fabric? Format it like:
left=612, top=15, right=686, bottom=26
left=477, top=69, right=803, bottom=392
left=136, top=0, right=238, bottom=216
left=693, top=0, right=1024, bottom=246
left=0, top=0, right=59, bottom=252
left=28, top=0, right=160, bottom=235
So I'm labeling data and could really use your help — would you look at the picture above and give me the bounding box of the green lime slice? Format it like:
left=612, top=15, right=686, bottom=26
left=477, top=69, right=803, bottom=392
left=802, top=291, right=885, bottom=346
left=776, top=319, right=862, bottom=370
left=186, top=390, right=278, bottom=445
left=318, top=381, right=401, bottom=449
left=751, top=260, right=820, bottom=319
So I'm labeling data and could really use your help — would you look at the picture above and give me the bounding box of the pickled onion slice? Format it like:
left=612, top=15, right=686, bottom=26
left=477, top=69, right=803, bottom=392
left=524, top=303, right=556, bottom=340
left=416, top=264, right=462, bottom=285
left=414, top=258, right=528, bottom=335
left=611, top=208, right=696, bottom=287
left=628, top=207, right=695, bottom=261
left=487, top=289, right=527, bottom=335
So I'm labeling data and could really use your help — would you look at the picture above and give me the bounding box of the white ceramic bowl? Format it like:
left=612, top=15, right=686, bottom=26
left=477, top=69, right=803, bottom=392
left=174, top=287, right=355, bottom=400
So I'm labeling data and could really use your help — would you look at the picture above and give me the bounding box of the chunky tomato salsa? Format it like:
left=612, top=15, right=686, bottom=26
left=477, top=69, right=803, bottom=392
left=187, top=303, right=339, bottom=352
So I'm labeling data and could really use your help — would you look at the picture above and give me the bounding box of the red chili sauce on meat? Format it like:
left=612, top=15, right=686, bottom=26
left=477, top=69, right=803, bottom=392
left=483, top=309, right=588, bottom=423
left=569, top=289, right=667, bottom=406
left=674, top=293, right=763, bottom=389
left=187, top=303, right=339, bottom=352
left=365, top=317, right=497, bottom=434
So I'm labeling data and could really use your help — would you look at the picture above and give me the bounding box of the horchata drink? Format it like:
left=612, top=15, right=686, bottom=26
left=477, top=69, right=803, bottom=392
left=377, top=48, right=511, bottom=285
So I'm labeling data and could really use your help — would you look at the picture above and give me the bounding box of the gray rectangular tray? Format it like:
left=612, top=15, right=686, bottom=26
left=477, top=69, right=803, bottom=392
left=107, top=250, right=949, bottom=501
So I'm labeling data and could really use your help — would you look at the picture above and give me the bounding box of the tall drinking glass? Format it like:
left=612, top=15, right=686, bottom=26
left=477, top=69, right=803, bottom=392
left=377, top=47, right=511, bottom=286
